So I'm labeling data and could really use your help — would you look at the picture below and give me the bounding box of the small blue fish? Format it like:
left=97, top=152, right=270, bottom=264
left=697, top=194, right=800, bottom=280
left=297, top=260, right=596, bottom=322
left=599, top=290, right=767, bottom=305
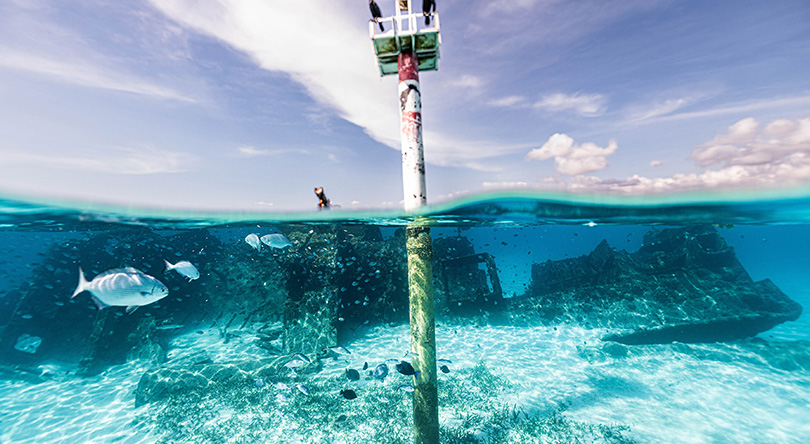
left=399, top=385, right=414, bottom=392
left=395, top=361, right=420, bottom=377
left=345, top=368, right=360, bottom=381
left=296, top=383, right=309, bottom=395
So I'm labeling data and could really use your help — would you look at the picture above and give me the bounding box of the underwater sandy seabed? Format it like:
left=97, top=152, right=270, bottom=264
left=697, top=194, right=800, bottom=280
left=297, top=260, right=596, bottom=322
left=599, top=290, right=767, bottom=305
left=1, top=319, right=809, bottom=444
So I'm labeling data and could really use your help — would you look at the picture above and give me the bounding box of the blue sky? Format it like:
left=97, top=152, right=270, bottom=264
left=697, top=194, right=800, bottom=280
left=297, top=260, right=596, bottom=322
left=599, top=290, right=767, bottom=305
left=1, top=0, right=809, bottom=211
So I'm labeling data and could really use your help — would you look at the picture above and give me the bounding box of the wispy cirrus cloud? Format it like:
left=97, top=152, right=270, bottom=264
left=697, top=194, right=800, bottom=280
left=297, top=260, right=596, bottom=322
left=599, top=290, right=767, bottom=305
left=236, top=146, right=270, bottom=157
left=633, top=95, right=810, bottom=125
left=0, top=46, right=196, bottom=102
left=533, top=92, right=606, bottom=116
left=235, top=145, right=312, bottom=158
left=0, top=145, right=195, bottom=174
left=488, top=92, right=606, bottom=117
left=147, top=0, right=525, bottom=171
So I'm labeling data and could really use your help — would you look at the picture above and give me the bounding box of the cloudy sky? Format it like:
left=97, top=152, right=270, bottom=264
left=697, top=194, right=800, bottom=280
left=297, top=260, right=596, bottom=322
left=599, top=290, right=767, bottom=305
left=1, top=0, right=809, bottom=211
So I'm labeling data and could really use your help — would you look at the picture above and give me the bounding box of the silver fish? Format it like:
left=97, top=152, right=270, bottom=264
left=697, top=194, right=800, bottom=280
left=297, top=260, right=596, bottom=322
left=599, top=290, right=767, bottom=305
left=260, top=234, right=293, bottom=249
left=72, top=267, right=168, bottom=314
left=324, top=346, right=351, bottom=356
left=373, top=363, right=389, bottom=381
left=296, top=383, right=309, bottom=395
left=294, top=353, right=311, bottom=364
left=283, top=359, right=306, bottom=369
left=163, top=259, right=200, bottom=281
left=245, top=233, right=261, bottom=251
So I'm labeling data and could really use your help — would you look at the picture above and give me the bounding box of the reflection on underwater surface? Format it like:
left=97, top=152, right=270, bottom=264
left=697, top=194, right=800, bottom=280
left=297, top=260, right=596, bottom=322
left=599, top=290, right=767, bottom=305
left=0, top=193, right=809, bottom=443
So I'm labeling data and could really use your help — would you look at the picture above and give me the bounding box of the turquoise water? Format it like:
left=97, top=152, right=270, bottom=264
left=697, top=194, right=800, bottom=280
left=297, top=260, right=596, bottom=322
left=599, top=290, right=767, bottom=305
left=0, top=192, right=809, bottom=443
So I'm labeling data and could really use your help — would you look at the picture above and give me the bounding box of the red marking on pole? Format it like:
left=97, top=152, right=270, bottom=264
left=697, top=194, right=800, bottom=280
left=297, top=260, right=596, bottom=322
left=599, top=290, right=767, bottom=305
left=398, top=51, right=420, bottom=82
left=402, top=111, right=422, bottom=142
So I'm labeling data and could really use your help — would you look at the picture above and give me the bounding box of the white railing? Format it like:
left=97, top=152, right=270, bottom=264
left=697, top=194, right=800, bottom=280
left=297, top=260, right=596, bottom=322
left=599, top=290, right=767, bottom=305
left=368, top=9, right=440, bottom=40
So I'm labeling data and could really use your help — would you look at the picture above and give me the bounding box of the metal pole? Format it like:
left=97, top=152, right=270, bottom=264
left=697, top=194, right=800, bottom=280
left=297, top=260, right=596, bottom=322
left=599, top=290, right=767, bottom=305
left=399, top=50, right=427, bottom=211
left=399, top=49, right=439, bottom=444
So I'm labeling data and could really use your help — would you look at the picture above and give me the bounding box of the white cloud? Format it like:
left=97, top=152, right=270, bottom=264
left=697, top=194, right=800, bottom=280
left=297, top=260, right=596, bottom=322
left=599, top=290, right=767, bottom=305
left=489, top=95, right=528, bottom=108
left=623, top=96, right=699, bottom=124
left=483, top=181, right=529, bottom=189
left=147, top=0, right=525, bottom=169
left=446, top=74, right=484, bottom=89
left=533, top=93, right=605, bottom=116
left=0, top=46, right=195, bottom=102
left=0, top=145, right=193, bottom=174
left=236, top=146, right=270, bottom=157
left=526, top=133, right=618, bottom=175
left=636, top=95, right=810, bottom=125
left=691, top=117, right=810, bottom=168
left=650, top=160, right=662, bottom=167
left=546, top=116, right=810, bottom=194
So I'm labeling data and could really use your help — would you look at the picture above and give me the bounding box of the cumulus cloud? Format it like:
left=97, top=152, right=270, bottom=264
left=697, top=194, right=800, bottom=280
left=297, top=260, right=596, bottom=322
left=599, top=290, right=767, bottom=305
left=691, top=117, right=810, bottom=168
left=534, top=93, right=605, bottom=116
left=526, top=133, right=618, bottom=175
left=545, top=116, right=810, bottom=194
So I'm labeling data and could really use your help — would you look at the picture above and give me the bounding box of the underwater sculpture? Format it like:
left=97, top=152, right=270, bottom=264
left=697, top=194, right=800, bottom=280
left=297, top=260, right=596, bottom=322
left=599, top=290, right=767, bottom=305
left=513, top=225, right=802, bottom=344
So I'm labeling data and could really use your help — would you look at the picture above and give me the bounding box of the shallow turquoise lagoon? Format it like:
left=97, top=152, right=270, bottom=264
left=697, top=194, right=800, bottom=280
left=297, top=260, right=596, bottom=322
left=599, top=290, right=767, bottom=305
left=0, top=191, right=808, bottom=443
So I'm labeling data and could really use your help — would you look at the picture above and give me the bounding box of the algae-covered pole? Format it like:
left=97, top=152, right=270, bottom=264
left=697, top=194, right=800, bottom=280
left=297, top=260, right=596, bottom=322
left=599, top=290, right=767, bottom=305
left=399, top=49, right=439, bottom=443
left=406, top=224, right=438, bottom=443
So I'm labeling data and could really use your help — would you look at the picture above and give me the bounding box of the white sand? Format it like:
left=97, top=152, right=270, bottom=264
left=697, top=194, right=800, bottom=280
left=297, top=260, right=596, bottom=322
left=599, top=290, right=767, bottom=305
left=1, top=322, right=809, bottom=443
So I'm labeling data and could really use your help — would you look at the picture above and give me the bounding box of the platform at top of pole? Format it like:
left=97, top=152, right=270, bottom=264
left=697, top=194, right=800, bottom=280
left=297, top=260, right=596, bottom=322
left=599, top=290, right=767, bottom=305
left=369, top=1, right=441, bottom=76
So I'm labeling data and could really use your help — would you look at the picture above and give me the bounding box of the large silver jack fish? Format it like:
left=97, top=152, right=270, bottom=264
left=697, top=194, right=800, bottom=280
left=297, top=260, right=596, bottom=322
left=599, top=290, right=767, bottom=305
left=72, top=267, right=169, bottom=314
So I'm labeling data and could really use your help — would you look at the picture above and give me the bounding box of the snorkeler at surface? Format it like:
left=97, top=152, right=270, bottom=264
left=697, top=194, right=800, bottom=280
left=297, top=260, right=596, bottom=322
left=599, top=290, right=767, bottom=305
left=314, top=187, right=331, bottom=210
